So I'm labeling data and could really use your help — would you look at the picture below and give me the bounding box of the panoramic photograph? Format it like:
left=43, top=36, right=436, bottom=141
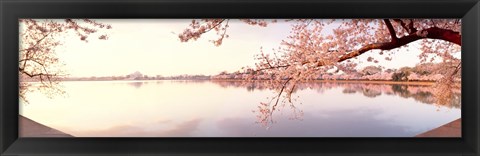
left=19, top=19, right=461, bottom=137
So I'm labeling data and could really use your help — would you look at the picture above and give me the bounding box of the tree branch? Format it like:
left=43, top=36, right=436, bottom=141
left=383, top=19, right=398, bottom=42
left=407, top=19, right=416, bottom=33
left=451, top=62, right=461, bottom=76
left=333, top=27, right=460, bottom=65
left=393, top=19, right=417, bottom=34
left=20, top=31, right=52, bottom=52
left=254, top=65, right=290, bottom=73
left=20, top=70, right=46, bottom=78
left=423, top=27, right=461, bottom=45
left=203, top=19, right=226, bottom=34
left=393, top=19, right=409, bottom=33
left=255, top=26, right=461, bottom=73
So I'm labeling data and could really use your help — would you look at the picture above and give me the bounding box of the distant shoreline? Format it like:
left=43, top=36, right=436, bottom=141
left=313, top=80, right=436, bottom=85
left=21, top=79, right=441, bottom=86
left=209, top=79, right=437, bottom=85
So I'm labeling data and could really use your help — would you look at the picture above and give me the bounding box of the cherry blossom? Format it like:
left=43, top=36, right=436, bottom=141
left=19, top=19, right=111, bottom=103
left=180, top=19, right=461, bottom=125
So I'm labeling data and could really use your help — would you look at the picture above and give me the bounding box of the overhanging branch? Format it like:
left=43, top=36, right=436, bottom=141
left=383, top=19, right=398, bottom=42
left=255, top=26, right=461, bottom=72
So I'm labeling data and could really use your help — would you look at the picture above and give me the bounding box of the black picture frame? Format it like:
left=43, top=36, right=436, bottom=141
left=1, top=0, right=479, bottom=155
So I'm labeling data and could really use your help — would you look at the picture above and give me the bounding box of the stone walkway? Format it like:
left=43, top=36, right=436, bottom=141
left=415, top=118, right=461, bottom=137
left=18, top=115, right=460, bottom=137
left=19, top=115, right=73, bottom=137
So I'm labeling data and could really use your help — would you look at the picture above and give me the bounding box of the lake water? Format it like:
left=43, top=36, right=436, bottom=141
left=19, top=80, right=461, bottom=137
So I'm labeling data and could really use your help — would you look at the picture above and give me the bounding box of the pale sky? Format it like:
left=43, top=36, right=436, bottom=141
left=46, top=19, right=445, bottom=77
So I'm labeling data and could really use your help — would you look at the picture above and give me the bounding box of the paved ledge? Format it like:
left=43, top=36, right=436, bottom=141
left=18, top=115, right=460, bottom=138
left=19, top=115, right=73, bottom=137
left=415, top=118, right=461, bottom=137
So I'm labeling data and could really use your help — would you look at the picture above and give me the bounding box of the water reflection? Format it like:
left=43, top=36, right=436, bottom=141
left=169, top=80, right=209, bottom=84
left=65, top=118, right=202, bottom=137
left=122, top=80, right=207, bottom=88
left=209, top=80, right=461, bottom=128
left=210, top=81, right=461, bottom=107
left=21, top=80, right=461, bottom=137
left=217, top=108, right=417, bottom=137
left=128, top=82, right=145, bottom=88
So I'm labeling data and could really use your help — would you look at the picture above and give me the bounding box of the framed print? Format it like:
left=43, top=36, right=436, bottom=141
left=16, top=18, right=463, bottom=138
left=1, top=0, right=479, bottom=156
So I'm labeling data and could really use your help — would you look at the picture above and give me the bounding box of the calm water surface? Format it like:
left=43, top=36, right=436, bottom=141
left=20, top=80, right=461, bottom=137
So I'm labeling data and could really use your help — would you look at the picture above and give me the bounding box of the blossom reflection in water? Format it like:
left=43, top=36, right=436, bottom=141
left=20, top=80, right=460, bottom=137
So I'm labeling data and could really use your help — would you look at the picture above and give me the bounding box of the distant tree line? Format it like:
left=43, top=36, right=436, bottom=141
left=212, top=62, right=461, bottom=82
